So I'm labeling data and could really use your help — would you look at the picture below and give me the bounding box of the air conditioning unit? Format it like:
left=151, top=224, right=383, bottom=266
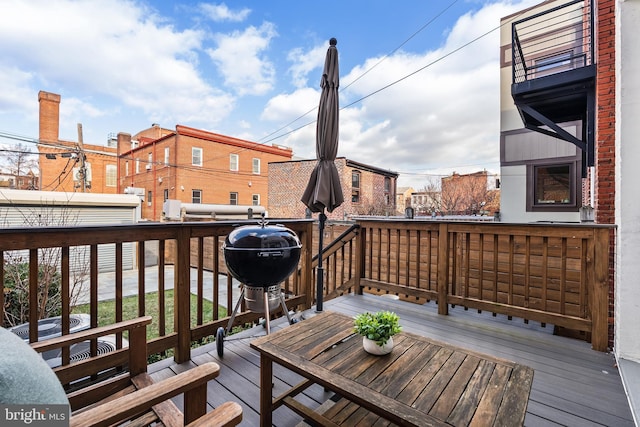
left=145, top=164, right=152, bottom=170
left=9, top=314, right=91, bottom=341
left=8, top=315, right=126, bottom=369
left=43, top=334, right=128, bottom=369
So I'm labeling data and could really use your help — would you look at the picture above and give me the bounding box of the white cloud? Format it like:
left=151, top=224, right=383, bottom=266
left=0, top=0, right=541, bottom=187
left=199, top=3, right=251, bottom=22
left=286, top=44, right=327, bottom=89
left=260, top=88, right=319, bottom=157
left=207, top=22, right=277, bottom=96
left=0, top=0, right=236, bottom=142
left=273, top=0, right=536, bottom=189
left=0, top=66, right=36, bottom=114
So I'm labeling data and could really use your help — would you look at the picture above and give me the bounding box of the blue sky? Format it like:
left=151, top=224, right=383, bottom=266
left=0, top=0, right=538, bottom=189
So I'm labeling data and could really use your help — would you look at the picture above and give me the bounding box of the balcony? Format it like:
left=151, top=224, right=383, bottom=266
left=511, top=0, right=595, bottom=172
left=0, top=218, right=633, bottom=425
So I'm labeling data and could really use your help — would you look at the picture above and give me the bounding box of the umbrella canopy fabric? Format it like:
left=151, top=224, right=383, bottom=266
left=301, top=38, right=344, bottom=214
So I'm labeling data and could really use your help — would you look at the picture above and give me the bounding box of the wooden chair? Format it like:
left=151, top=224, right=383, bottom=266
left=27, top=316, right=242, bottom=427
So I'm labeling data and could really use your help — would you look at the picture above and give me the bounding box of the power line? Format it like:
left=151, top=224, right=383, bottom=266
left=2, top=4, right=528, bottom=181
left=257, top=0, right=461, bottom=145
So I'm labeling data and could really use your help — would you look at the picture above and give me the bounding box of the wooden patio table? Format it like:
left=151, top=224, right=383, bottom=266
left=250, top=311, right=533, bottom=427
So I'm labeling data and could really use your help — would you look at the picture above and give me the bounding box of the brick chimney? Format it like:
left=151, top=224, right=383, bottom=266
left=38, top=91, right=61, bottom=143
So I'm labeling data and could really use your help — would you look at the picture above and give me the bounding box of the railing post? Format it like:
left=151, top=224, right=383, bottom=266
left=437, top=223, right=449, bottom=315
left=354, top=222, right=365, bottom=295
left=590, top=228, right=610, bottom=351
left=175, top=226, right=191, bottom=363
left=302, top=222, right=314, bottom=310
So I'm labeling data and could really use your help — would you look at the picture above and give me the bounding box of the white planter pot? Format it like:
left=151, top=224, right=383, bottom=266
left=362, top=336, right=394, bottom=355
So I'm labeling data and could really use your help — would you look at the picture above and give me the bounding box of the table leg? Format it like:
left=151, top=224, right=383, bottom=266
left=260, top=353, right=273, bottom=427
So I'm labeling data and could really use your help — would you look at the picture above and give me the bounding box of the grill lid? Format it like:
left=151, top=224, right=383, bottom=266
left=224, top=217, right=301, bottom=251
left=223, top=216, right=302, bottom=287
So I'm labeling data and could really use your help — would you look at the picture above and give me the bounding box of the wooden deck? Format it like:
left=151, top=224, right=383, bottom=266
left=147, top=294, right=634, bottom=426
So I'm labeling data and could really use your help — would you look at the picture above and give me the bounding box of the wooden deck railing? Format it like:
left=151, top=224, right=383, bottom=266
left=0, top=217, right=614, bottom=376
left=349, top=219, right=614, bottom=351
left=0, top=220, right=314, bottom=366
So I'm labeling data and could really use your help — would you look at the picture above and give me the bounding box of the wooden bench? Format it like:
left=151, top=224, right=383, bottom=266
left=30, top=316, right=242, bottom=427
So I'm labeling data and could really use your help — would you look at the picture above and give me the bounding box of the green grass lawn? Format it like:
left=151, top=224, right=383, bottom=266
left=74, top=290, right=227, bottom=342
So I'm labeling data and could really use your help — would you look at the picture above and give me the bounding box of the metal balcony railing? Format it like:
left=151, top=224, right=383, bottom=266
left=512, top=0, right=594, bottom=84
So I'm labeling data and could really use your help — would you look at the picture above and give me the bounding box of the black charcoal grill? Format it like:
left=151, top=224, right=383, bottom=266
left=216, top=215, right=301, bottom=356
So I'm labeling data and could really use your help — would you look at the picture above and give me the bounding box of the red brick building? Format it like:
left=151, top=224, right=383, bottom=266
left=268, top=158, right=398, bottom=219
left=37, top=91, right=118, bottom=193
left=117, top=125, right=293, bottom=220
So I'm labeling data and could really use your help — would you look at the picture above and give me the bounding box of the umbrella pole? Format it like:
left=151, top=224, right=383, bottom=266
left=316, top=211, right=326, bottom=312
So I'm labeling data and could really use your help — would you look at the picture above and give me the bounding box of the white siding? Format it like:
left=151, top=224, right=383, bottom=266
left=0, top=190, right=140, bottom=273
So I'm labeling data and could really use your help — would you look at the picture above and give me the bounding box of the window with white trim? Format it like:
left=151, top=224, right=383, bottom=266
left=192, top=189, right=202, bottom=204
left=164, top=147, right=170, bottom=165
left=252, top=194, right=260, bottom=206
left=252, top=158, right=260, bottom=174
left=192, top=147, right=203, bottom=166
left=230, top=192, right=238, bottom=205
left=105, top=165, right=117, bottom=187
left=230, top=154, right=239, bottom=171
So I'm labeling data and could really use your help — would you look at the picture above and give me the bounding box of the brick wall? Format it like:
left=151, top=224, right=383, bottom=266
left=596, top=0, right=615, bottom=224
left=595, top=0, right=616, bottom=349
left=268, top=158, right=397, bottom=220
left=119, top=126, right=293, bottom=220
left=39, top=141, right=118, bottom=193
left=38, top=91, right=60, bottom=143
left=38, top=91, right=118, bottom=194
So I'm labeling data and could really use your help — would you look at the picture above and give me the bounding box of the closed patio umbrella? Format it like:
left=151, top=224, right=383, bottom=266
left=301, top=37, right=344, bottom=312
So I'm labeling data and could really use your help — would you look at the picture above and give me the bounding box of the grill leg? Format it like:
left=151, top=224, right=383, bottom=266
left=279, top=291, right=294, bottom=324
left=263, top=289, right=271, bottom=334
left=224, top=286, right=245, bottom=335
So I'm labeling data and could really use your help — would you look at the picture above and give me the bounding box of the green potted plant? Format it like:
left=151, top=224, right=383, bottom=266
left=353, top=311, right=402, bottom=355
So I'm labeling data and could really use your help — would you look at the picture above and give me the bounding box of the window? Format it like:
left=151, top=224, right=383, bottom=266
left=230, top=154, right=239, bottom=171
left=163, top=189, right=169, bottom=201
left=135, top=159, right=140, bottom=174
left=125, top=161, right=129, bottom=176
left=252, top=194, right=260, bottom=206
left=230, top=192, right=238, bottom=205
left=147, top=190, right=152, bottom=207
left=527, top=162, right=578, bottom=211
left=352, top=171, right=361, bottom=203
left=105, top=165, right=117, bottom=187
left=192, top=189, right=202, bottom=204
left=164, top=147, right=170, bottom=165
left=192, top=147, right=203, bottom=166
left=533, top=51, right=580, bottom=78
left=148, top=153, right=153, bottom=169
left=252, top=158, right=260, bottom=174
left=384, top=177, right=392, bottom=205
left=535, top=165, right=571, bottom=204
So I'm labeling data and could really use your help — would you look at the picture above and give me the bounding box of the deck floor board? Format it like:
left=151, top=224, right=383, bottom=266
left=151, top=293, right=634, bottom=426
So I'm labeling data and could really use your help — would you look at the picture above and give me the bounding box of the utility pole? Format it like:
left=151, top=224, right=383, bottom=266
left=77, top=123, right=87, bottom=192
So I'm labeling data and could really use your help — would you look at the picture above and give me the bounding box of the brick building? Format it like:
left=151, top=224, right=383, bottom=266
left=0, top=172, right=39, bottom=190
left=37, top=91, right=119, bottom=193
left=268, top=158, right=398, bottom=219
left=117, top=125, right=293, bottom=220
